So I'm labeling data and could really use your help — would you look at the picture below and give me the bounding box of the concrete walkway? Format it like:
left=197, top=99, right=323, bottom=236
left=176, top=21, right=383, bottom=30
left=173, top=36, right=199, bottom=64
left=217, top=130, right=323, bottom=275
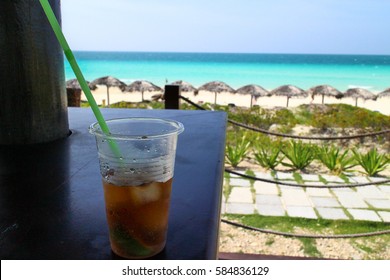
left=222, top=171, right=390, bottom=222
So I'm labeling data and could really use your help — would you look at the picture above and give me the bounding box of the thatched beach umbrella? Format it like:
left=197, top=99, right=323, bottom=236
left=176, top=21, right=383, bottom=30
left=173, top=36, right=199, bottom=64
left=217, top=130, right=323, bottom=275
left=66, top=79, right=97, bottom=90
left=378, top=88, right=390, bottom=99
left=236, top=84, right=269, bottom=107
left=198, top=81, right=235, bottom=106
left=306, top=84, right=343, bottom=104
left=270, top=85, right=308, bottom=107
left=344, top=88, right=377, bottom=107
left=123, top=80, right=162, bottom=101
left=171, top=80, right=199, bottom=95
left=90, top=76, right=126, bottom=107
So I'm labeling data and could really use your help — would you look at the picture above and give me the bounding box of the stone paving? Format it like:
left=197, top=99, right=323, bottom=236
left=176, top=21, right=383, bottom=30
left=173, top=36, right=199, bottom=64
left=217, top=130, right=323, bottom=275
left=222, top=171, right=390, bottom=222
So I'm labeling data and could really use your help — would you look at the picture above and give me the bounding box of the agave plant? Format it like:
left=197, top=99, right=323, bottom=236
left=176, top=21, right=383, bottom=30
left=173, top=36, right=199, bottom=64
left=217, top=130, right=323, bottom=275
left=225, top=134, right=251, bottom=168
left=281, top=140, right=316, bottom=171
left=253, top=142, right=284, bottom=170
left=352, top=148, right=390, bottom=176
left=316, top=145, right=356, bottom=175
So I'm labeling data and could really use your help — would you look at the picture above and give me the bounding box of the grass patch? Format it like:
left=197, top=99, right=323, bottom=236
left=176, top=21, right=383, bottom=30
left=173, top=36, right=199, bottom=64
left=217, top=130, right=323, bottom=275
left=293, top=172, right=304, bottom=184
left=223, top=172, right=232, bottom=201
left=223, top=214, right=390, bottom=236
left=295, top=104, right=390, bottom=130
left=224, top=103, right=390, bottom=131
left=245, top=169, right=256, bottom=203
left=298, top=238, right=323, bottom=258
left=318, top=175, right=328, bottom=184
left=339, top=173, right=351, bottom=183
left=245, top=169, right=256, bottom=185
left=353, top=242, right=375, bottom=254
left=265, top=238, right=275, bottom=246
left=222, top=214, right=390, bottom=258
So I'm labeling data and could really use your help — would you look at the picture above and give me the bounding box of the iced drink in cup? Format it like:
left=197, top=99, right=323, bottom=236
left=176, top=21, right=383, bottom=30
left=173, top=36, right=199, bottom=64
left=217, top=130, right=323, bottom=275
left=89, top=118, right=184, bottom=259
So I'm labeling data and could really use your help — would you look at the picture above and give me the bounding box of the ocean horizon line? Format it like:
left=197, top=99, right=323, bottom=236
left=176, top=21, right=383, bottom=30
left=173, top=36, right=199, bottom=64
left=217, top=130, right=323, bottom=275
left=72, top=50, right=390, bottom=57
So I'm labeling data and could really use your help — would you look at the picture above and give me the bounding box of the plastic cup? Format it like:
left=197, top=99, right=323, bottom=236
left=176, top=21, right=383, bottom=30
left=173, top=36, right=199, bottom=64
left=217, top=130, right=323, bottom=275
left=89, top=118, right=184, bottom=259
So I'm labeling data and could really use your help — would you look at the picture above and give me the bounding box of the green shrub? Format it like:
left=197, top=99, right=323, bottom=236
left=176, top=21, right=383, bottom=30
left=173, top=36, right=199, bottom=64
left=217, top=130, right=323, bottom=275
left=316, top=145, right=356, bottom=175
left=225, top=134, right=251, bottom=168
left=352, top=148, right=390, bottom=176
left=281, top=140, right=316, bottom=171
left=299, top=104, right=390, bottom=130
left=226, top=106, right=298, bottom=130
left=253, top=141, right=284, bottom=170
left=271, top=108, right=298, bottom=128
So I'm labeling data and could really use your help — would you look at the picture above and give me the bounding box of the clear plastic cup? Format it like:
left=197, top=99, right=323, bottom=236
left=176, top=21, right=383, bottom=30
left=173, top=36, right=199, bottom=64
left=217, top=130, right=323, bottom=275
left=89, top=118, right=184, bottom=259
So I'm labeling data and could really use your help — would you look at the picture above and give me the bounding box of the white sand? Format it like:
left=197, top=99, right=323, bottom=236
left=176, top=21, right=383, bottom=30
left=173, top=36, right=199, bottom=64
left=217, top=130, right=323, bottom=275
left=82, top=86, right=390, bottom=115
left=82, top=86, right=158, bottom=105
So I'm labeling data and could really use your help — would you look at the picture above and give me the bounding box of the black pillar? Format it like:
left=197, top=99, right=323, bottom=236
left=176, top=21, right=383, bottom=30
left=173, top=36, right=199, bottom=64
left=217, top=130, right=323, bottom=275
left=164, top=85, right=180, bottom=109
left=0, top=0, right=69, bottom=144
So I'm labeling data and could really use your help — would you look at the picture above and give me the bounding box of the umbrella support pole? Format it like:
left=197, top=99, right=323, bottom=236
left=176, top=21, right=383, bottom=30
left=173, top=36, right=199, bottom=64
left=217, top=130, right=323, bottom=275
left=106, top=87, right=110, bottom=107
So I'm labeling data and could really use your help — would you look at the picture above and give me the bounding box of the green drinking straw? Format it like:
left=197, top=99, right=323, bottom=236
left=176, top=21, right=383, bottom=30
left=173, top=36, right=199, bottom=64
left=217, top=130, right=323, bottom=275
left=39, top=0, right=121, bottom=156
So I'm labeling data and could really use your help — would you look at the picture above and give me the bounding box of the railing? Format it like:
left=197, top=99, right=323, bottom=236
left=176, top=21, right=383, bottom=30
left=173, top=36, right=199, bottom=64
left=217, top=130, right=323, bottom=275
left=164, top=85, right=390, bottom=239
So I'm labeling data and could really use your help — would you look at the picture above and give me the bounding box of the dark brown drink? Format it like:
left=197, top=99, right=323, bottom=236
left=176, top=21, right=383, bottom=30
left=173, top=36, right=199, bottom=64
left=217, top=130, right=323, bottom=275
left=102, top=178, right=173, bottom=259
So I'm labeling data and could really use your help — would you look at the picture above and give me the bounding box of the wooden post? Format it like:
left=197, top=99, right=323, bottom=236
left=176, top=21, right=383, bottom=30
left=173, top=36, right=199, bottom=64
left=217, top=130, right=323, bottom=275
left=66, top=88, right=81, bottom=107
left=164, top=85, right=180, bottom=109
left=0, top=0, right=69, bottom=144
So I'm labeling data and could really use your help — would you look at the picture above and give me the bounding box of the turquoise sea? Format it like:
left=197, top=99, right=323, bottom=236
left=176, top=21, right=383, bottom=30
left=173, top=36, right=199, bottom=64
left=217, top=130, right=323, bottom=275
left=65, top=52, right=390, bottom=92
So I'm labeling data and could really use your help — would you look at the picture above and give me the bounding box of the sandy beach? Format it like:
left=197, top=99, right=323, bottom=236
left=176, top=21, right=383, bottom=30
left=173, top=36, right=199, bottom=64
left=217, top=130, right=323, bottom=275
left=82, top=86, right=390, bottom=115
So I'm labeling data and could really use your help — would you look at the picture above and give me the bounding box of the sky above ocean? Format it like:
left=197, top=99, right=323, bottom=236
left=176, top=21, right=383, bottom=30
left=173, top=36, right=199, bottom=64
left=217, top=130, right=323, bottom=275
left=61, top=0, right=390, bottom=55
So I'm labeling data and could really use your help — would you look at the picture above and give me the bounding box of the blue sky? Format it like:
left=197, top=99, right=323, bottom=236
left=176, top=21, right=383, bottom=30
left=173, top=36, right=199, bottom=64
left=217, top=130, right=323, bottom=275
left=61, top=0, right=390, bottom=55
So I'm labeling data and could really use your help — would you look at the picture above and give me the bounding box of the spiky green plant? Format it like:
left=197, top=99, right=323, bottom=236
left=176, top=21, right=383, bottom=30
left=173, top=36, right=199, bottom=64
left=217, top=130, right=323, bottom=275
left=281, top=140, right=316, bottom=171
left=352, top=148, right=390, bottom=176
left=253, top=142, right=284, bottom=170
left=316, top=145, right=356, bottom=175
left=225, top=134, right=251, bottom=168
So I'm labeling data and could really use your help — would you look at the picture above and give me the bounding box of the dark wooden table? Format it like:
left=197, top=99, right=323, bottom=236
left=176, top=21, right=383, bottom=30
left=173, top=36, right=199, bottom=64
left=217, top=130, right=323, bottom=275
left=0, top=108, right=227, bottom=260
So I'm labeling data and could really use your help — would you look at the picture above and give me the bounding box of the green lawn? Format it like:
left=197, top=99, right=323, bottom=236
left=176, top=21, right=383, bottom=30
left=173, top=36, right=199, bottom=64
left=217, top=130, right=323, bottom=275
left=223, top=214, right=390, bottom=259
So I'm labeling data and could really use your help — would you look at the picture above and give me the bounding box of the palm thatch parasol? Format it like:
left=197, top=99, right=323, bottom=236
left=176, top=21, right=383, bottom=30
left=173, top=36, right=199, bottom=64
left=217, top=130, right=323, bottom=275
left=66, top=79, right=97, bottom=91
left=123, top=80, right=162, bottom=101
left=171, top=80, right=199, bottom=95
left=236, top=84, right=269, bottom=107
left=198, top=81, right=235, bottom=106
left=378, top=88, right=390, bottom=99
left=89, top=76, right=126, bottom=107
left=270, top=85, right=308, bottom=107
left=344, top=88, right=377, bottom=107
left=306, top=84, right=343, bottom=104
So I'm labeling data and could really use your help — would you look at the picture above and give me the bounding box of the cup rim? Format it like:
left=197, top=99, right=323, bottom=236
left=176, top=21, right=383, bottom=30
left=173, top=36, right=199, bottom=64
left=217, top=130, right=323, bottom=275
left=89, top=117, right=184, bottom=140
